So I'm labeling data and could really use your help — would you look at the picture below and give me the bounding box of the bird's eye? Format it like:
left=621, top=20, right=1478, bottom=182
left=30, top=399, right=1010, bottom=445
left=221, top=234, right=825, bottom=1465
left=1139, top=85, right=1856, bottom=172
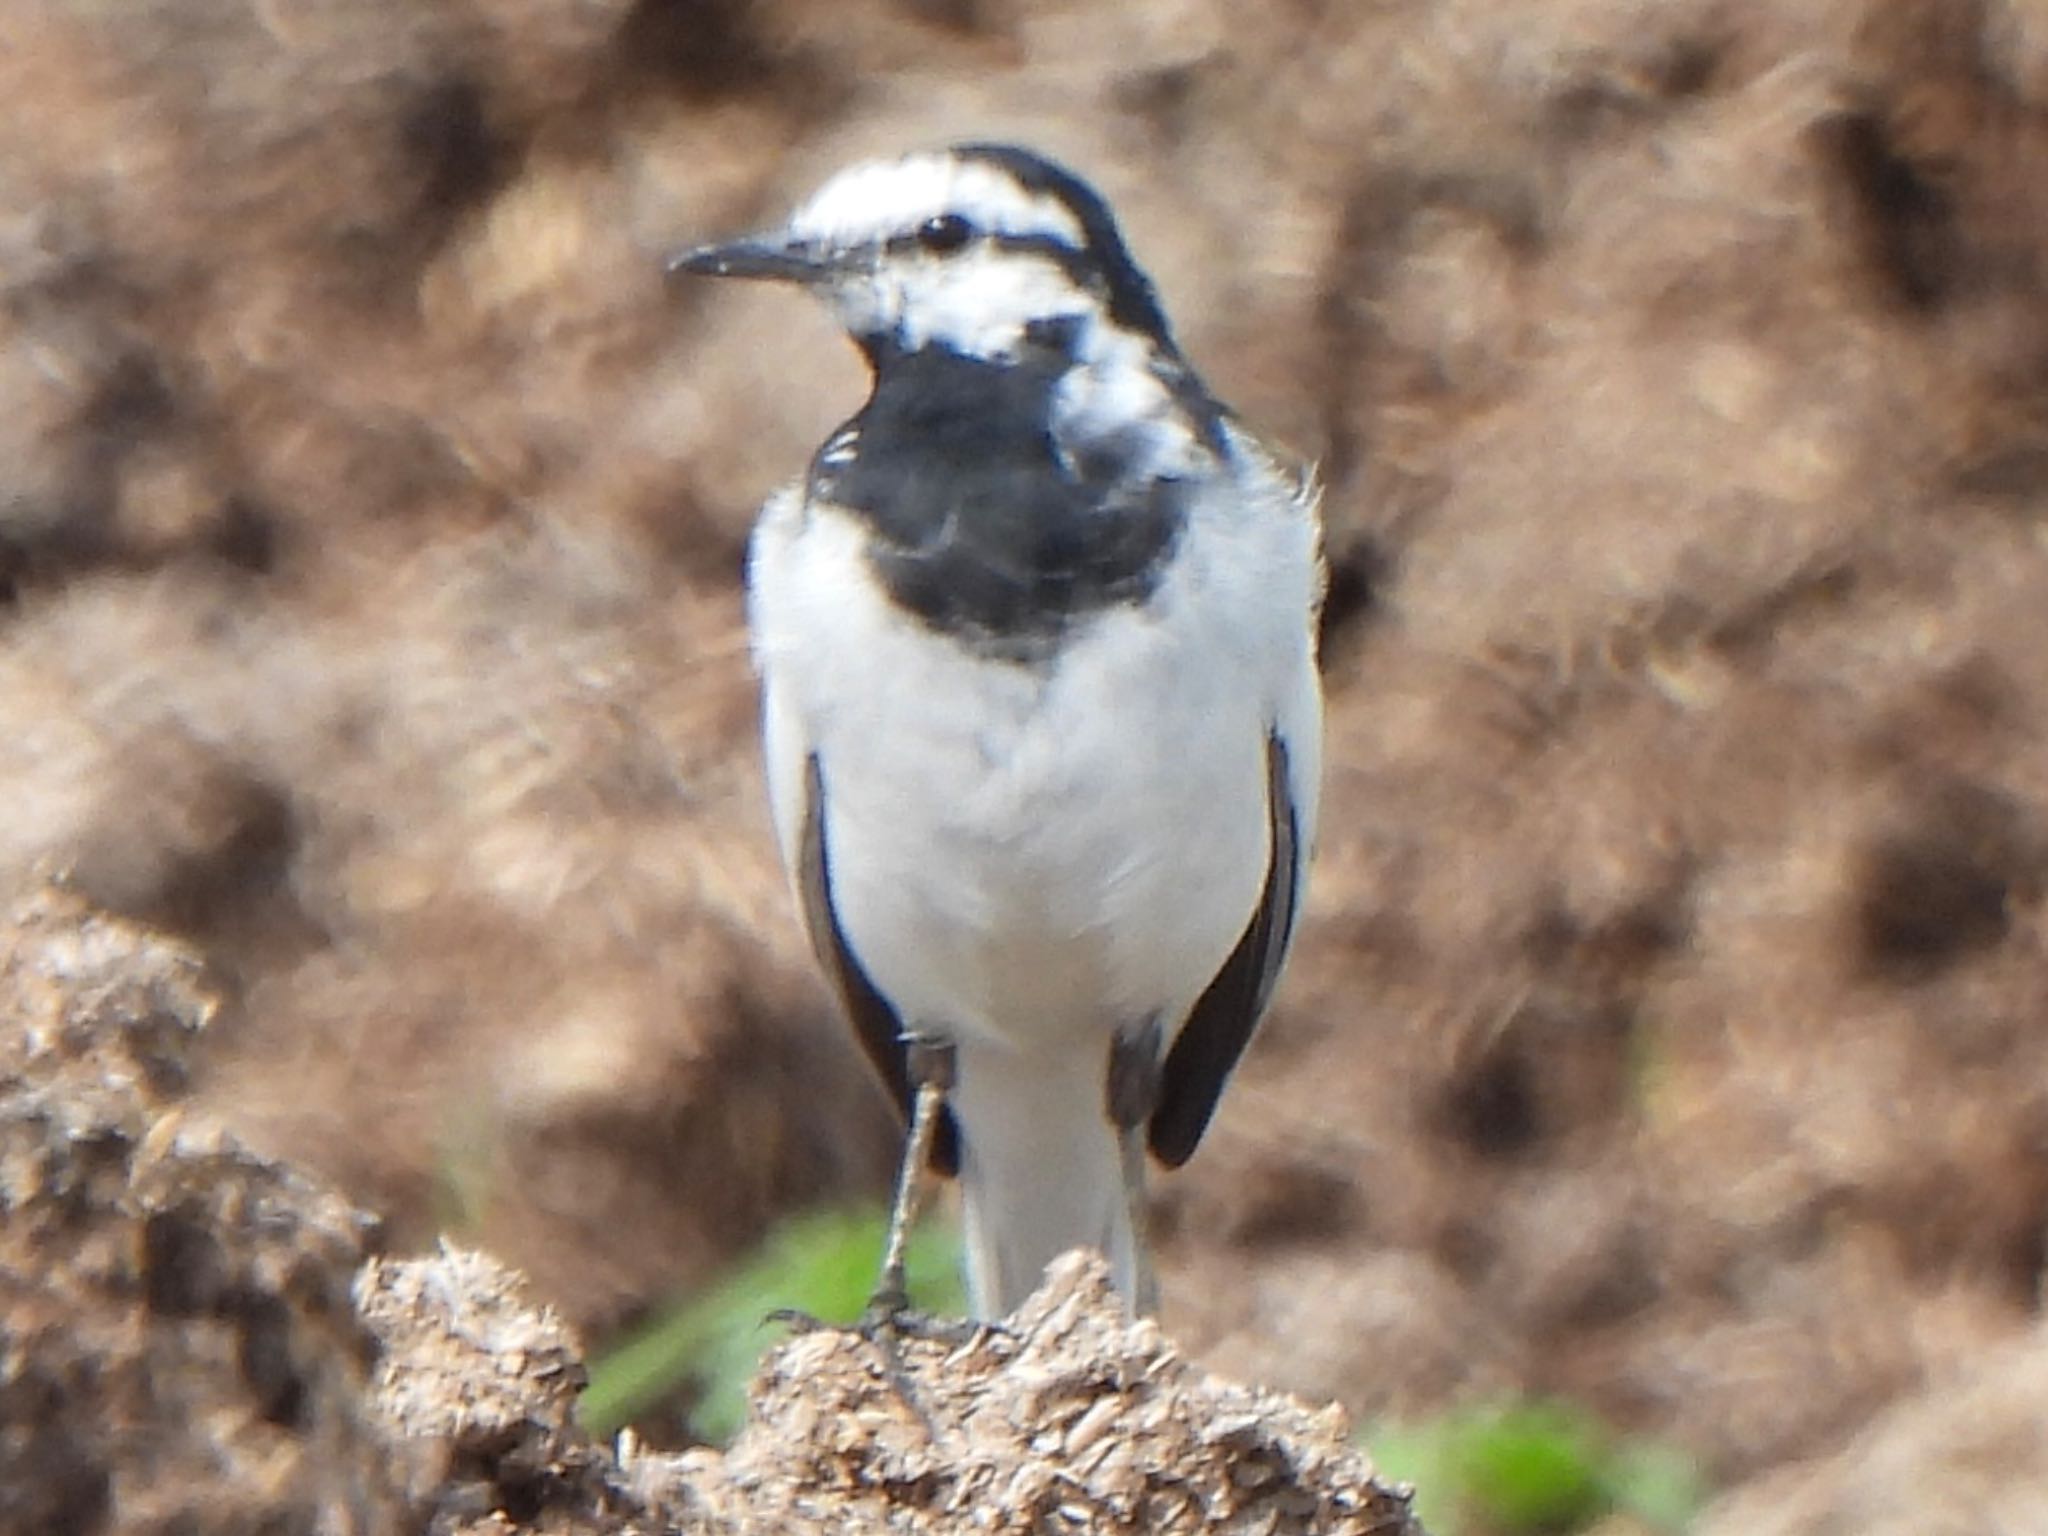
left=915, top=214, right=973, bottom=254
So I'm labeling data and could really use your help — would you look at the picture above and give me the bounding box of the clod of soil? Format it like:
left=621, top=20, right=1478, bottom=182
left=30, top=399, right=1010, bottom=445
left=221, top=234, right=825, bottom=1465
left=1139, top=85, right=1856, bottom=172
left=648, top=1252, right=1418, bottom=1535
left=0, top=889, right=404, bottom=1534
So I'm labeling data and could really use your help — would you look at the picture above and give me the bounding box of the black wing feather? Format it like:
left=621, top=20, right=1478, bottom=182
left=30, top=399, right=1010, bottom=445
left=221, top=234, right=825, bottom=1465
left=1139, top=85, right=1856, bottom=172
left=797, top=754, right=960, bottom=1175
left=1148, top=732, right=1301, bottom=1168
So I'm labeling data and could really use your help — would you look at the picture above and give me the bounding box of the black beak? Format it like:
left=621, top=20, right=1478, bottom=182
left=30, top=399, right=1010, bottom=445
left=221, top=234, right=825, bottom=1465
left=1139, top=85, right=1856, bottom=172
left=667, top=235, right=837, bottom=284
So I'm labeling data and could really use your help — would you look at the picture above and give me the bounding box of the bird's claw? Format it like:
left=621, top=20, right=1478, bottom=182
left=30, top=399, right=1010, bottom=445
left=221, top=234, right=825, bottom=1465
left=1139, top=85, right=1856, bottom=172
left=763, top=1305, right=832, bottom=1333
left=763, top=1295, right=986, bottom=1350
left=859, top=1290, right=985, bottom=1347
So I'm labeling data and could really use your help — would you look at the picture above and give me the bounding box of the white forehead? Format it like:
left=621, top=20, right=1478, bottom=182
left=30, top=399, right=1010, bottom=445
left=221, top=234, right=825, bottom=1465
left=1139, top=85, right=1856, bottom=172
left=787, top=153, right=1087, bottom=250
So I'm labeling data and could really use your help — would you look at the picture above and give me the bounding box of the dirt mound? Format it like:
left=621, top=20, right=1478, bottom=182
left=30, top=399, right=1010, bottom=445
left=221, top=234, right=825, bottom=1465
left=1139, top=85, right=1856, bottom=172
left=0, top=890, right=1420, bottom=1534
left=652, top=1251, right=1417, bottom=1535
left=1696, top=1318, right=2048, bottom=1536
left=0, top=890, right=402, bottom=1531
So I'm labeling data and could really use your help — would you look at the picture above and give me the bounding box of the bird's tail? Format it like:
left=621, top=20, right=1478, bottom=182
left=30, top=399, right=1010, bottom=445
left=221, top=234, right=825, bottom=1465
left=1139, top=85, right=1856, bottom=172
left=950, top=1040, right=1144, bottom=1320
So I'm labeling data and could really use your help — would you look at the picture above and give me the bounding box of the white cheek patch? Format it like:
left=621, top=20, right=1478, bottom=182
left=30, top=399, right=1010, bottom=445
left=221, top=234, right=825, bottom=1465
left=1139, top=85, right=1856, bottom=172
left=892, top=252, right=1090, bottom=356
left=790, top=153, right=1087, bottom=250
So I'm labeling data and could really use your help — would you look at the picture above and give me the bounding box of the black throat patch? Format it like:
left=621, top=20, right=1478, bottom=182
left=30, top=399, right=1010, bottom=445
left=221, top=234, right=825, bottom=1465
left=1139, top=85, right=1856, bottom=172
left=814, top=337, right=1190, bottom=661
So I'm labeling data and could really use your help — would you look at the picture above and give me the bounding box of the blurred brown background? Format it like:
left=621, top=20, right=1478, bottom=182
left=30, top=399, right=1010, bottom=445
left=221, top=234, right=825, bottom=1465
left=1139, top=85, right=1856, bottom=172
left=5, top=0, right=2048, bottom=1527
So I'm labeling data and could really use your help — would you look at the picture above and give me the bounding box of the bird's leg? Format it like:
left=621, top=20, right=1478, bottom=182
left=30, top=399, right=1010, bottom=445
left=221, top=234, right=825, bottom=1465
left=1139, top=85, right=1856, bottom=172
left=771, top=1037, right=974, bottom=1349
left=1106, top=1017, right=1164, bottom=1317
left=868, top=1036, right=956, bottom=1323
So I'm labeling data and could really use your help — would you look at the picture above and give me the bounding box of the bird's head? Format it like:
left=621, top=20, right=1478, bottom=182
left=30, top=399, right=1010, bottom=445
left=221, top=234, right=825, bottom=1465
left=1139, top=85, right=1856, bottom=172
left=671, top=144, right=1185, bottom=369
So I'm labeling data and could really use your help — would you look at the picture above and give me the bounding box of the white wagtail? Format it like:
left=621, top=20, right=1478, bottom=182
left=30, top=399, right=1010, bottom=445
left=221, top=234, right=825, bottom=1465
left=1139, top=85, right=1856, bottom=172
left=673, top=144, right=1323, bottom=1322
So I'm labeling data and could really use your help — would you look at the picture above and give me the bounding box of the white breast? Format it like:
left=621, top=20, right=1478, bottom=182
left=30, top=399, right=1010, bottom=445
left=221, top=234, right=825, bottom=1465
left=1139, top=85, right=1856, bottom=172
left=748, top=440, right=1321, bottom=1057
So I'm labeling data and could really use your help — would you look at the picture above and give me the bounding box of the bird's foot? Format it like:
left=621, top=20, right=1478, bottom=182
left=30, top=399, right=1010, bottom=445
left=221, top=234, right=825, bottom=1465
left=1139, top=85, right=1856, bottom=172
left=857, top=1287, right=987, bottom=1348
left=762, top=1293, right=988, bottom=1350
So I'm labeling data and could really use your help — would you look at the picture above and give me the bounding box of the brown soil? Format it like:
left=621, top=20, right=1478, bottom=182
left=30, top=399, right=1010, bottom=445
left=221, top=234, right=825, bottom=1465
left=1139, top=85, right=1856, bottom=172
left=0, top=892, right=1421, bottom=1534
left=3, top=0, right=2047, bottom=1528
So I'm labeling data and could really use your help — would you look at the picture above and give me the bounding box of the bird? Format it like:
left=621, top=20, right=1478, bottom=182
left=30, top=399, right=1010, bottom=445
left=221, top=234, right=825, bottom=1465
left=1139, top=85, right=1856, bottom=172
left=672, top=143, right=1323, bottom=1323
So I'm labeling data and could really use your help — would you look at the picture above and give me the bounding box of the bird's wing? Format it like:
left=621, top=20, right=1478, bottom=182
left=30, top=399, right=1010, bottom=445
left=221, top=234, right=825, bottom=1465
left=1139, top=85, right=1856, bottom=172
left=1147, top=731, right=1303, bottom=1168
left=795, top=753, right=961, bottom=1175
